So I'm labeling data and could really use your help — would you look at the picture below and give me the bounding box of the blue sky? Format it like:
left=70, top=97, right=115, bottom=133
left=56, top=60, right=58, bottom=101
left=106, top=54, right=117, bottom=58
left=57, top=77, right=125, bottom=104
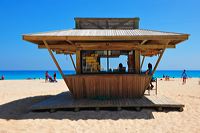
left=0, top=0, right=199, bottom=70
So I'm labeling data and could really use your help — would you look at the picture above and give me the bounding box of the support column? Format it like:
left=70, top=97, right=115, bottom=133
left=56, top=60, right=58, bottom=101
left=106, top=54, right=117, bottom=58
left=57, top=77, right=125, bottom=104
left=76, top=50, right=81, bottom=74
left=134, top=50, right=140, bottom=74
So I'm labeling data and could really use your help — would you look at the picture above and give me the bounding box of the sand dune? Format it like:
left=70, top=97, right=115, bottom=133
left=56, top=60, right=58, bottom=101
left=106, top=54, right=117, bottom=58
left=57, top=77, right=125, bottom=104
left=0, top=78, right=200, bottom=133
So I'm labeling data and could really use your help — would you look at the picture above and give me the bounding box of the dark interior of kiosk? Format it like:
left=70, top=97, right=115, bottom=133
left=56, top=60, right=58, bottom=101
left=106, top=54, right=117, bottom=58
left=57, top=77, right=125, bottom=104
left=81, top=50, right=137, bottom=74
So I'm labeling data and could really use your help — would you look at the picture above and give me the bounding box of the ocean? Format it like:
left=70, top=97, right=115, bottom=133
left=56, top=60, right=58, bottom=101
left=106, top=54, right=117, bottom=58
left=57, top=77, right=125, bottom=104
left=0, top=70, right=199, bottom=80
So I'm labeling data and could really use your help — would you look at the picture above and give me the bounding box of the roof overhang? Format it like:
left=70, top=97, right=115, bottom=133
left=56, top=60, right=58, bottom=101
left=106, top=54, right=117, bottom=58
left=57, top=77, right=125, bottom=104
left=23, top=29, right=189, bottom=56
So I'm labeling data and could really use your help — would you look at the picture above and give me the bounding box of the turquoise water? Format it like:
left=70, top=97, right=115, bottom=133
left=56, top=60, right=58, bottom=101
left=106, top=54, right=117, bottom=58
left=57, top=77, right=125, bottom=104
left=0, top=70, right=199, bottom=80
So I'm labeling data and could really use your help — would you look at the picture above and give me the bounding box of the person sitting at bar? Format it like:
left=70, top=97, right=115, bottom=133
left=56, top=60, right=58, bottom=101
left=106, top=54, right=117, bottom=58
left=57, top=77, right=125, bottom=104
left=145, top=63, right=152, bottom=75
left=118, top=63, right=126, bottom=72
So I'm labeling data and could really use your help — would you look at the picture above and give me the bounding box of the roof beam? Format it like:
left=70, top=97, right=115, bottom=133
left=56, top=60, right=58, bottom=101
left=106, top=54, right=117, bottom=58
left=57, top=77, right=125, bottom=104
left=66, top=40, right=74, bottom=45
left=38, top=44, right=175, bottom=51
left=140, top=40, right=148, bottom=45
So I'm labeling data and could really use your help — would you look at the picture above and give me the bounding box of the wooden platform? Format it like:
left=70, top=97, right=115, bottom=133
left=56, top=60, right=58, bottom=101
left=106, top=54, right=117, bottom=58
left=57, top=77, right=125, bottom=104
left=30, top=92, right=184, bottom=112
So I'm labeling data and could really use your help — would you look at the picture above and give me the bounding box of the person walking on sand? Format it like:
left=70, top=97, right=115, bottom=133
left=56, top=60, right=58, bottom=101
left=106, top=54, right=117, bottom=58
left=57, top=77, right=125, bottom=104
left=181, top=70, right=187, bottom=85
left=1, top=75, right=4, bottom=80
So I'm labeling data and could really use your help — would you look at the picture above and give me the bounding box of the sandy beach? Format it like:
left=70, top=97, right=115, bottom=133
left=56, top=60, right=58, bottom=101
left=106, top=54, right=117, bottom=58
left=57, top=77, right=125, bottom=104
left=0, top=78, right=200, bottom=133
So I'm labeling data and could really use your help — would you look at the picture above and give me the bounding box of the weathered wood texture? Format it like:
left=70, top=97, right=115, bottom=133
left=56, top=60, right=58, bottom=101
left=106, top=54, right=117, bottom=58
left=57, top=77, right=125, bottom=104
left=64, top=74, right=150, bottom=99
left=134, top=50, right=140, bottom=73
left=30, top=92, right=184, bottom=111
left=75, top=18, right=140, bottom=29
left=76, top=50, right=81, bottom=74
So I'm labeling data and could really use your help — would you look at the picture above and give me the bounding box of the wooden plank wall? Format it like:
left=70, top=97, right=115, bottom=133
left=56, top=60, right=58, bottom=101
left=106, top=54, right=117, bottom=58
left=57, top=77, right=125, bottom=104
left=64, top=74, right=150, bottom=99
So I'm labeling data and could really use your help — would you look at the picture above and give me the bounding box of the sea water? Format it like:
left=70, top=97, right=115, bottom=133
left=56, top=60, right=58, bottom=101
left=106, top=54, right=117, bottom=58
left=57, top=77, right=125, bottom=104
left=0, top=70, right=199, bottom=80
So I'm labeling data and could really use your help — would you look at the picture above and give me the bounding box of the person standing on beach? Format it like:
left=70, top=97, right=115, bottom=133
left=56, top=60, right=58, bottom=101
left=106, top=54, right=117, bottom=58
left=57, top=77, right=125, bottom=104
left=53, top=72, right=57, bottom=82
left=1, top=75, right=4, bottom=80
left=181, top=70, right=187, bottom=84
left=45, top=71, right=49, bottom=82
left=145, top=63, right=154, bottom=89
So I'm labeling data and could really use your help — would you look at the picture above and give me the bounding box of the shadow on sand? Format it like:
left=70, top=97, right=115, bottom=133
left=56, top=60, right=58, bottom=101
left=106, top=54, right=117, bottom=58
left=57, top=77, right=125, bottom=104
left=0, top=94, right=156, bottom=120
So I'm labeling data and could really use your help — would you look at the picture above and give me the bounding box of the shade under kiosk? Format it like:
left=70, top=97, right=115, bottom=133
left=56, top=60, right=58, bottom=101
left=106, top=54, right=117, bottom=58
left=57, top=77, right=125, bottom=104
left=23, top=18, right=189, bottom=99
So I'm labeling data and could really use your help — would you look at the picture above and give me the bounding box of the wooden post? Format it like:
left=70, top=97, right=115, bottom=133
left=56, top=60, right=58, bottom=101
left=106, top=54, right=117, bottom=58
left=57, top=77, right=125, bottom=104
left=140, top=56, right=145, bottom=70
left=134, top=50, right=140, bottom=74
left=43, top=40, right=65, bottom=79
left=69, top=54, right=77, bottom=72
left=76, top=50, right=81, bottom=74
left=107, top=50, right=109, bottom=72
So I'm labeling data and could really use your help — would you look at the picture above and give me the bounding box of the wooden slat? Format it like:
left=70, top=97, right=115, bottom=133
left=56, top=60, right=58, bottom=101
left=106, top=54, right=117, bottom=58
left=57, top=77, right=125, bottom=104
left=65, top=74, right=150, bottom=99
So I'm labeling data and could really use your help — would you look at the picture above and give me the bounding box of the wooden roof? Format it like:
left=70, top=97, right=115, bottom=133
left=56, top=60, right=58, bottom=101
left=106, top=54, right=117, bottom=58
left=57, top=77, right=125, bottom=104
left=23, top=29, right=189, bottom=56
left=23, top=29, right=188, bottom=40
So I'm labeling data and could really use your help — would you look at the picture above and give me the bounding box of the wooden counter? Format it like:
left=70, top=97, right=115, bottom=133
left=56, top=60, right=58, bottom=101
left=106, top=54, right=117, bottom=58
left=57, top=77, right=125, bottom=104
left=64, top=74, right=151, bottom=99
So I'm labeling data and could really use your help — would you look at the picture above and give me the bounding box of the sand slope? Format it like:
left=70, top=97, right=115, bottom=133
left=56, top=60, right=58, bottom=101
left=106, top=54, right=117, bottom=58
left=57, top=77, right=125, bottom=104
left=0, top=78, right=200, bottom=133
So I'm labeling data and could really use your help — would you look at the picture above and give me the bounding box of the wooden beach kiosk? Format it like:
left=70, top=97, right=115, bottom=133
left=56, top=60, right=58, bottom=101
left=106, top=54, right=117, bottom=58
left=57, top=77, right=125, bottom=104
left=23, top=18, right=189, bottom=111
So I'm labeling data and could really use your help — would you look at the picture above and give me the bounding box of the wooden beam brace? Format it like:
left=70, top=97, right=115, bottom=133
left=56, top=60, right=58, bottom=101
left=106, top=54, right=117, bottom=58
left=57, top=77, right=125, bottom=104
left=151, top=40, right=170, bottom=76
left=66, top=40, right=74, bottom=45
left=151, top=50, right=165, bottom=76
left=140, top=56, right=145, bottom=69
left=69, top=54, right=77, bottom=72
left=141, top=40, right=148, bottom=45
left=43, top=40, right=65, bottom=79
